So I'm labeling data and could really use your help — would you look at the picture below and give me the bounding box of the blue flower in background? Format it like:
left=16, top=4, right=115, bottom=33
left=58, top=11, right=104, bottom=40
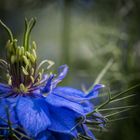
left=0, top=18, right=105, bottom=140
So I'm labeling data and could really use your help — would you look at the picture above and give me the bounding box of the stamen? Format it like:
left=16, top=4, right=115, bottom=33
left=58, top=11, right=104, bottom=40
left=20, top=46, right=25, bottom=55
left=21, top=66, right=29, bottom=76
left=0, top=59, right=8, bottom=66
left=32, top=49, right=37, bottom=59
left=10, top=55, right=16, bottom=64
left=30, top=76, right=35, bottom=83
left=31, top=68, right=34, bottom=75
left=37, top=59, right=54, bottom=72
left=19, top=83, right=28, bottom=93
left=32, top=41, right=37, bottom=50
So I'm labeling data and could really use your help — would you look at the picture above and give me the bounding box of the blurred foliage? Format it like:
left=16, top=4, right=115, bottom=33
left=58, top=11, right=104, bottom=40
left=0, top=0, right=140, bottom=139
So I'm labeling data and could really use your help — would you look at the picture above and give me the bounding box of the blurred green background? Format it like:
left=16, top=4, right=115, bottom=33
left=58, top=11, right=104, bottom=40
left=0, top=0, right=140, bottom=139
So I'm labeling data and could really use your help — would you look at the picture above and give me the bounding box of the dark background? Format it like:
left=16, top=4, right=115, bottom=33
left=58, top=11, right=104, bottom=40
left=0, top=0, right=140, bottom=139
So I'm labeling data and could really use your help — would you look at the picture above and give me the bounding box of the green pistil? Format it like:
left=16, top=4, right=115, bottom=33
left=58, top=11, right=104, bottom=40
left=23, top=18, right=36, bottom=51
left=0, top=20, right=14, bottom=42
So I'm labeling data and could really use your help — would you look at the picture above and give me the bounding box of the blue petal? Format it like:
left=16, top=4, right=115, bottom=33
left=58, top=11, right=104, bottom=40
left=37, top=131, right=73, bottom=140
left=0, top=97, right=18, bottom=127
left=41, top=65, right=68, bottom=94
left=36, top=131, right=52, bottom=140
left=52, top=65, right=68, bottom=88
left=39, top=74, right=49, bottom=84
left=81, top=101, right=94, bottom=114
left=46, top=101, right=78, bottom=137
left=92, top=113, right=106, bottom=128
left=51, top=87, right=95, bottom=114
left=52, top=86, right=87, bottom=102
left=16, top=96, right=51, bottom=137
left=46, top=93, right=85, bottom=115
left=41, top=74, right=54, bottom=93
left=52, top=84, right=104, bottom=102
left=86, top=84, right=105, bottom=98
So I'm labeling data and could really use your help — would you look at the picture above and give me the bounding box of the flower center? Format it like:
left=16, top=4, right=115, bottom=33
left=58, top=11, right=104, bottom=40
left=0, top=18, right=54, bottom=93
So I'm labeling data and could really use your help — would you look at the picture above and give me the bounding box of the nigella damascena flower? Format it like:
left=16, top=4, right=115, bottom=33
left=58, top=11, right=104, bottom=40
left=0, top=18, right=105, bottom=140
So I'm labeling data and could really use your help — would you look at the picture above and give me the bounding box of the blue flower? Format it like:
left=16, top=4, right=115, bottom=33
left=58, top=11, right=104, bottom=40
left=0, top=65, right=105, bottom=140
left=0, top=19, right=105, bottom=140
